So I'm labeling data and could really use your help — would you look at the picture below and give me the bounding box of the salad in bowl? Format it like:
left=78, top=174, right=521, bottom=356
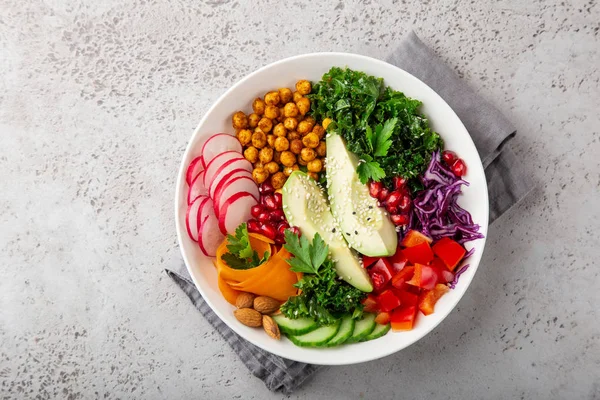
left=176, top=54, right=488, bottom=365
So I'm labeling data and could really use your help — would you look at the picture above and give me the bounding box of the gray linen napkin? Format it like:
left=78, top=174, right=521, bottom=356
left=166, top=30, right=534, bottom=394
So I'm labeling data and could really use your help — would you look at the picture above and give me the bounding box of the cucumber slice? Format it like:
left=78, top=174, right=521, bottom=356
left=272, top=315, right=319, bottom=336
left=288, top=320, right=341, bottom=347
left=324, top=315, right=355, bottom=347
left=360, top=323, right=391, bottom=342
left=345, top=313, right=376, bottom=344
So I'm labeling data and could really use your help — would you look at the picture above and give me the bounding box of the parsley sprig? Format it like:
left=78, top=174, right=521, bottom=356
left=221, top=223, right=269, bottom=270
left=283, top=230, right=329, bottom=275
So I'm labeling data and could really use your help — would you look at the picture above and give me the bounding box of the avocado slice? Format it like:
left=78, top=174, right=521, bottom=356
left=282, top=171, right=373, bottom=292
left=325, top=133, right=398, bottom=257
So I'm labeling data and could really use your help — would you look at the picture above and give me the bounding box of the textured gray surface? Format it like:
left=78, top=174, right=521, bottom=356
left=1, top=0, right=599, bottom=398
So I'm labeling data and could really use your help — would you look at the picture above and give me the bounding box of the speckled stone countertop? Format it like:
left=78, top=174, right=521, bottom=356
left=1, top=0, right=599, bottom=398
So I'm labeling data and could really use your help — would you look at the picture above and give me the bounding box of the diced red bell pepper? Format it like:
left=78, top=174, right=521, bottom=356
left=406, top=263, right=439, bottom=290
left=375, top=311, right=391, bottom=325
left=377, top=289, right=402, bottom=312
left=397, top=290, right=419, bottom=307
left=362, top=294, right=379, bottom=313
left=418, top=284, right=450, bottom=315
left=390, top=305, right=418, bottom=331
left=362, top=255, right=379, bottom=269
left=388, top=248, right=408, bottom=273
left=391, top=266, right=415, bottom=289
left=402, top=242, right=434, bottom=265
left=432, top=237, right=466, bottom=271
left=400, top=230, right=433, bottom=247
left=430, top=257, right=455, bottom=283
left=368, top=258, right=394, bottom=292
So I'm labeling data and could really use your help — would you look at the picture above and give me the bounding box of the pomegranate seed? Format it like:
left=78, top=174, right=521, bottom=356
left=260, top=223, right=277, bottom=240
left=273, top=192, right=283, bottom=208
left=377, top=188, right=389, bottom=202
left=274, top=235, right=286, bottom=244
left=386, top=190, right=402, bottom=207
left=257, top=211, right=270, bottom=223
left=391, top=214, right=409, bottom=225
left=387, top=205, right=399, bottom=214
left=250, top=204, right=264, bottom=218
left=247, top=219, right=260, bottom=233
left=451, top=159, right=467, bottom=177
left=270, top=209, right=285, bottom=222
left=368, top=181, right=383, bottom=198
left=398, top=195, right=411, bottom=212
left=259, top=181, right=274, bottom=194
left=277, top=222, right=289, bottom=237
left=262, top=194, right=278, bottom=210
left=393, top=177, right=407, bottom=189
left=442, top=150, right=457, bottom=166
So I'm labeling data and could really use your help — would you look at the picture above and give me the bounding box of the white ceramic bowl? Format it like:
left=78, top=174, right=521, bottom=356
left=175, top=53, right=489, bottom=365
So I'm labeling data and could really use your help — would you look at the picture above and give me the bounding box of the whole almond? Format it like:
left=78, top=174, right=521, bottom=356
left=234, top=308, right=262, bottom=327
left=262, top=315, right=281, bottom=340
left=235, top=292, right=255, bottom=309
left=253, top=296, right=281, bottom=314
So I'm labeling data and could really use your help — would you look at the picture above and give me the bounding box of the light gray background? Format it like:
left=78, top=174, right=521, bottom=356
left=1, top=0, right=599, bottom=398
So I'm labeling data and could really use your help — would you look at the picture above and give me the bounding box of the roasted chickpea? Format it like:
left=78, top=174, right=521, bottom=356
left=264, top=105, right=279, bottom=120
left=283, top=117, right=298, bottom=131
left=283, top=164, right=299, bottom=176
left=259, top=147, right=274, bottom=163
left=252, top=98, right=266, bottom=115
left=273, top=151, right=281, bottom=163
left=322, top=118, right=332, bottom=130
left=273, top=123, right=287, bottom=137
left=265, top=161, right=280, bottom=174
left=283, top=102, right=299, bottom=118
left=292, top=91, right=303, bottom=103
left=280, top=151, right=296, bottom=167
left=287, top=130, right=300, bottom=141
left=278, top=88, right=293, bottom=104
left=304, top=116, right=316, bottom=126
left=297, top=120, right=312, bottom=134
left=232, top=111, right=248, bottom=129
left=252, top=130, right=267, bottom=148
left=296, top=97, right=310, bottom=116
left=267, top=134, right=276, bottom=147
left=278, top=107, right=286, bottom=122
left=296, top=80, right=311, bottom=95
left=301, top=147, right=317, bottom=162
left=316, top=141, right=327, bottom=157
left=307, top=158, right=323, bottom=173
left=312, top=125, right=325, bottom=139
left=236, top=129, right=252, bottom=146
left=289, top=139, right=303, bottom=155
left=273, top=136, right=289, bottom=152
left=271, top=172, right=286, bottom=189
left=307, top=171, right=319, bottom=181
left=298, top=156, right=308, bottom=166
left=264, top=91, right=280, bottom=106
left=254, top=161, right=264, bottom=169
left=247, top=113, right=260, bottom=128
left=302, top=132, right=320, bottom=149
left=257, top=117, right=273, bottom=133
left=244, top=146, right=259, bottom=163
left=252, top=167, right=269, bottom=184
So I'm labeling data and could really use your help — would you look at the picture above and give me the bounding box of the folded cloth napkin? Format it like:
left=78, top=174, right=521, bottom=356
left=166, top=30, right=534, bottom=394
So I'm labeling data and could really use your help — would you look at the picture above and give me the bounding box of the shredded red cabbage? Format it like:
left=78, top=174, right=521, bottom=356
left=409, top=150, right=484, bottom=245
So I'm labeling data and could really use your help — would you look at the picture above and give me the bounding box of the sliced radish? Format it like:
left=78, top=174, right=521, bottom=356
left=201, top=134, right=243, bottom=168
left=214, top=176, right=259, bottom=216
left=203, top=151, right=246, bottom=187
left=187, top=171, right=208, bottom=204
left=198, top=208, right=224, bottom=257
left=217, top=191, right=258, bottom=234
left=208, top=164, right=253, bottom=199
left=185, top=156, right=204, bottom=186
left=185, top=196, right=209, bottom=242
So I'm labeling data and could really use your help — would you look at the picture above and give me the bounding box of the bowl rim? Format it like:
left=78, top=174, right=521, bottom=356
left=174, top=52, right=489, bottom=365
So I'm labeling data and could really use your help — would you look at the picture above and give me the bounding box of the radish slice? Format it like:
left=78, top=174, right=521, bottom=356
left=185, top=196, right=208, bottom=242
left=214, top=176, right=259, bottom=216
left=217, top=191, right=258, bottom=234
left=203, top=151, right=246, bottom=187
left=201, top=134, right=243, bottom=168
left=187, top=171, right=208, bottom=204
left=185, top=156, right=204, bottom=186
left=208, top=165, right=253, bottom=199
left=198, top=208, right=224, bottom=257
